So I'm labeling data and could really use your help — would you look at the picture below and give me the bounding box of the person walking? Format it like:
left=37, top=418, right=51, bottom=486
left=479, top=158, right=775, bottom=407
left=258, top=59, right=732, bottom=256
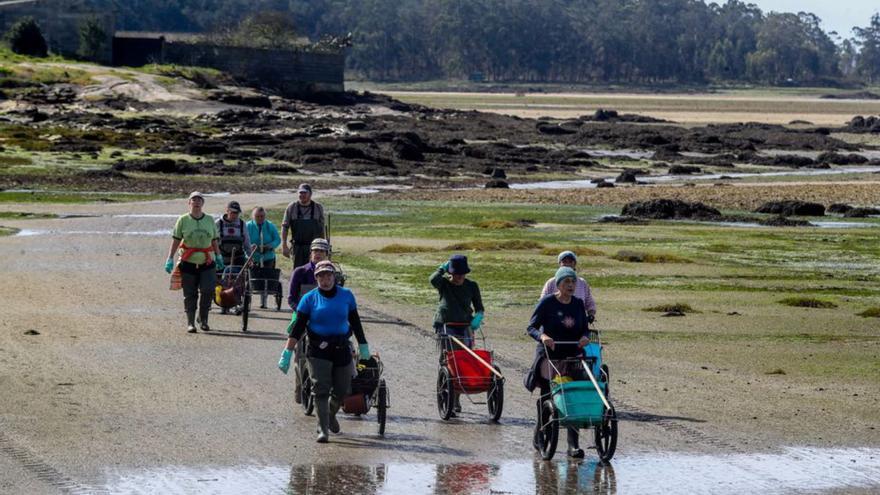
left=165, top=191, right=224, bottom=333
left=287, top=238, right=330, bottom=310
left=277, top=261, right=371, bottom=443
left=246, top=206, right=281, bottom=308
left=525, top=266, right=591, bottom=458
left=430, top=254, right=484, bottom=416
left=539, top=251, right=597, bottom=323
left=216, top=200, right=251, bottom=268
left=281, top=183, right=325, bottom=269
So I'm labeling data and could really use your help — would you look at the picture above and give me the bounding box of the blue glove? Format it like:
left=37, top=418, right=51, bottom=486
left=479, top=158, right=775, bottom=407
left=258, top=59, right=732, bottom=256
left=215, top=256, right=225, bottom=271
left=470, top=311, right=484, bottom=330
left=278, top=348, right=292, bottom=374
left=164, top=257, right=174, bottom=274
left=358, top=343, right=371, bottom=360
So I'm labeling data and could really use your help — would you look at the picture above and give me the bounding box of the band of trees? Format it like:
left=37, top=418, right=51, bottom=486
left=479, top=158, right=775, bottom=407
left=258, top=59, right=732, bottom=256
left=94, top=0, right=880, bottom=85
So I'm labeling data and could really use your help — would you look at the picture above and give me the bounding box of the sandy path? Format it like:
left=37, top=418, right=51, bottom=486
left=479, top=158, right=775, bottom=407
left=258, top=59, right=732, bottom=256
left=0, top=195, right=878, bottom=493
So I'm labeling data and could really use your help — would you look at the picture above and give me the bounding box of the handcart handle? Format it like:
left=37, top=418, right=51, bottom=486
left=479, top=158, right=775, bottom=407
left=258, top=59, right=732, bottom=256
left=449, top=336, right=504, bottom=380
left=581, top=349, right=612, bottom=411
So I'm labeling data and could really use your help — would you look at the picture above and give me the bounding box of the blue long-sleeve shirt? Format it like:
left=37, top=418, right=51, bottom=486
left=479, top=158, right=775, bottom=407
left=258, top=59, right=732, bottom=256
left=246, top=219, right=280, bottom=265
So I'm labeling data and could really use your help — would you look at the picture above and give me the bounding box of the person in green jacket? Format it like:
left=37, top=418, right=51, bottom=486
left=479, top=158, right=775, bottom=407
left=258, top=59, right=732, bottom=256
left=430, top=254, right=484, bottom=415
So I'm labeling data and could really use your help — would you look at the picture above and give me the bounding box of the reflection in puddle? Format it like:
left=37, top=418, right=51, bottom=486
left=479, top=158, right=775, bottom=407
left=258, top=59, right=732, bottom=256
left=102, top=447, right=880, bottom=494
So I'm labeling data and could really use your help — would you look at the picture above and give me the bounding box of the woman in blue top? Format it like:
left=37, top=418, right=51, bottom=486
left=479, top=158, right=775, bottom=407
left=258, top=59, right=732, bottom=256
left=525, top=266, right=591, bottom=458
left=277, top=260, right=370, bottom=443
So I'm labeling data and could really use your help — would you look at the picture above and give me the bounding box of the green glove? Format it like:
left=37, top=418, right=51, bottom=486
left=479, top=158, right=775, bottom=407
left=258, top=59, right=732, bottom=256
left=470, top=311, right=484, bottom=330
left=164, top=257, right=174, bottom=274
left=438, top=261, right=450, bottom=273
left=278, top=348, right=292, bottom=374
left=215, top=256, right=225, bottom=270
left=285, top=312, right=297, bottom=337
left=358, top=343, right=371, bottom=360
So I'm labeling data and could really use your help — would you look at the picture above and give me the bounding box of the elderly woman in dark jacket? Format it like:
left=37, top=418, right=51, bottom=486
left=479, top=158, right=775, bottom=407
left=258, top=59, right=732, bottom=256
left=525, top=266, right=591, bottom=458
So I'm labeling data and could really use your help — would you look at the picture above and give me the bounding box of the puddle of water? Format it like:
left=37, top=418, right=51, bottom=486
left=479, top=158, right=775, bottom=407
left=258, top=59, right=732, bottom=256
left=510, top=165, right=880, bottom=190
left=102, top=447, right=880, bottom=495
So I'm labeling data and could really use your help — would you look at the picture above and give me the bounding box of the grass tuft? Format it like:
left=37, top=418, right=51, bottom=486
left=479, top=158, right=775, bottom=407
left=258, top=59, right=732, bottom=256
left=0, top=155, right=33, bottom=166
left=446, top=239, right=544, bottom=251
left=473, top=219, right=534, bottom=229
left=778, top=297, right=838, bottom=309
left=612, top=250, right=690, bottom=263
left=375, top=244, right=438, bottom=254
left=643, top=303, right=698, bottom=313
left=856, top=307, right=880, bottom=318
left=765, top=368, right=787, bottom=375
left=540, top=246, right=605, bottom=257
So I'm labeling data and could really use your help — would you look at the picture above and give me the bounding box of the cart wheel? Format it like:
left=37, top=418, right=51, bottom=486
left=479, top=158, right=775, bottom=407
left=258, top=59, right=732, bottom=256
left=537, top=399, right=559, bottom=461
left=487, top=366, right=504, bottom=423
left=301, top=368, right=314, bottom=416
left=436, top=367, right=454, bottom=420
left=376, top=379, right=388, bottom=436
left=594, top=406, right=618, bottom=462
left=241, top=294, right=251, bottom=332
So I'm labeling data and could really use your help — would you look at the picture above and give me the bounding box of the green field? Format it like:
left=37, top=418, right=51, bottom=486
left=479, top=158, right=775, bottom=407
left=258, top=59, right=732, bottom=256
left=273, top=197, right=880, bottom=388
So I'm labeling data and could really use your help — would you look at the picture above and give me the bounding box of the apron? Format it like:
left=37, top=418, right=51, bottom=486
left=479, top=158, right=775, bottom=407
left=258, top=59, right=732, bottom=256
left=291, top=203, right=321, bottom=269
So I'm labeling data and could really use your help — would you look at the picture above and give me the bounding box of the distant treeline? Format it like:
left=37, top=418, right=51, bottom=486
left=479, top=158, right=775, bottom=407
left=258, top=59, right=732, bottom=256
left=97, top=0, right=880, bottom=85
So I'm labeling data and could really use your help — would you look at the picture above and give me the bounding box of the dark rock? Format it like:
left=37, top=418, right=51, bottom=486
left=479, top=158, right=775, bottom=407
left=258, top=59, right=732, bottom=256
left=821, top=91, right=880, bottom=100
left=615, top=169, right=640, bottom=183
left=668, top=165, right=702, bottom=175
left=208, top=91, right=272, bottom=108
left=622, top=199, right=721, bottom=219
left=768, top=155, right=816, bottom=168
left=485, top=179, right=509, bottom=189
left=393, top=138, right=425, bottom=161
left=789, top=120, right=813, bottom=125
left=662, top=311, right=686, bottom=317
left=596, top=181, right=615, bottom=188
left=24, top=329, right=40, bottom=335
left=827, top=203, right=853, bottom=214
left=844, top=207, right=880, bottom=218
left=491, top=167, right=507, bottom=179
left=760, top=216, right=812, bottom=227
left=755, top=201, right=825, bottom=216
left=537, top=122, right=576, bottom=135
left=186, top=140, right=229, bottom=156
left=817, top=152, right=869, bottom=165
left=346, top=120, right=367, bottom=131
left=850, top=116, right=866, bottom=128
left=593, top=109, right=619, bottom=121
left=113, top=158, right=195, bottom=174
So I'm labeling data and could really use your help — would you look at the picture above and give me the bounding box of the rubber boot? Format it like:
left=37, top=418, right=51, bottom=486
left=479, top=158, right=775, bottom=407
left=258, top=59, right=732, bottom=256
left=315, top=396, right=330, bottom=442
left=533, top=399, right=543, bottom=451
left=567, top=428, right=584, bottom=458
left=186, top=310, right=197, bottom=333
left=328, top=395, right=342, bottom=433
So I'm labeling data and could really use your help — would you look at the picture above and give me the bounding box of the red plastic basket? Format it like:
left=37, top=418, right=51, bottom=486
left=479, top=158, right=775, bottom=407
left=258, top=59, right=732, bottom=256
left=447, top=349, right=494, bottom=393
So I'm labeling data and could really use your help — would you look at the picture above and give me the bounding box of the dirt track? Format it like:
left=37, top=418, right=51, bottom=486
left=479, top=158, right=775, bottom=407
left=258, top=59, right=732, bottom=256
left=1, top=194, right=878, bottom=494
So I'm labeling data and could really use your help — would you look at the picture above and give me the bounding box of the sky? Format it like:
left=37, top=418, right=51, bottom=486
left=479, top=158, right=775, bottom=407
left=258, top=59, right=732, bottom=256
left=748, top=0, right=879, bottom=38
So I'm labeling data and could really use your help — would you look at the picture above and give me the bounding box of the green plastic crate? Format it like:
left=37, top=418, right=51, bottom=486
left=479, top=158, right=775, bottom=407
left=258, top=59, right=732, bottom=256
left=551, top=380, right=606, bottom=427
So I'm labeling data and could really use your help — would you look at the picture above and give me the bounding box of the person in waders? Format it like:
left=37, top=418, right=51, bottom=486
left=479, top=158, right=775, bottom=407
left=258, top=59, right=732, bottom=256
left=277, top=261, right=371, bottom=443
left=430, top=254, right=484, bottom=417
left=281, top=183, right=325, bottom=269
left=287, top=237, right=331, bottom=403
left=165, top=191, right=224, bottom=333
left=246, top=206, right=281, bottom=308
left=216, top=200, right=251, bottom=314
left=525, top=267, right=591, bottom=458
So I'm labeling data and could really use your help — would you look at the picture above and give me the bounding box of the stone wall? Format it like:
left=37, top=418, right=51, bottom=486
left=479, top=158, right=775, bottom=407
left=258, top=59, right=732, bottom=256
left=112, top=35, right=345, bottom=96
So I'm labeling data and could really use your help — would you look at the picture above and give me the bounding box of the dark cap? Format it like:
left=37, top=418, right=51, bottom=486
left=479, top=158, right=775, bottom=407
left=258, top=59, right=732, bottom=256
left=297, top=183, right=312, bottom=194
left=227, top=201, right=242, bottom=213
left=447, top=254, right=471, bottom=275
